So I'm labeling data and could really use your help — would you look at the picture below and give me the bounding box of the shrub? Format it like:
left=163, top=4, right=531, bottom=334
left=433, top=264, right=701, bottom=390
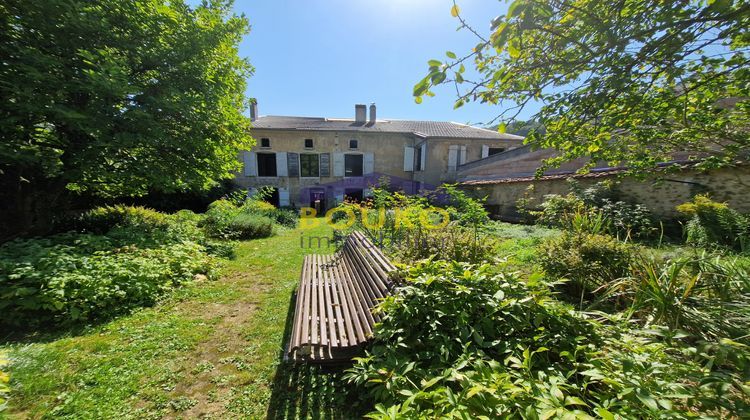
left=539, top=232, right=636, bottom=301
left=388, top=224, right=497, bottom=264
left=536, top=193, right=586, bottom=227
left=269, top=208, right=298, bottom=228
left=78, top=205, right=170, bottom=234
left=201, top=197, right=293, bottom=238
left=437, top=184, right=490, bottom=227
left=227, top=213, right=274, bottom=239
left=600, top=200, right=656, bottom=239
left=345, top=261, right=740, bottom=418
left=0, top=235, right=216, bottom=327
left=200, top=199, right=241, bottom=239
left=240, top=199, right=276, bottom=214
left=677, top=195, right=750, bottom=251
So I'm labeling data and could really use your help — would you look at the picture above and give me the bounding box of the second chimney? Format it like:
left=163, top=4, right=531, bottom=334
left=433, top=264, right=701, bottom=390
left=369, top=103, right=376, bottom=124
left=355, top=104, right=367, bottom=124
left=249, top=99, right=258, bottom=121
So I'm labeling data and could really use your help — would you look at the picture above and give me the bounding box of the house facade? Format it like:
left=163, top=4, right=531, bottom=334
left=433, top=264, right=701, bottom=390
left=235, top=103, right=523, bottom=211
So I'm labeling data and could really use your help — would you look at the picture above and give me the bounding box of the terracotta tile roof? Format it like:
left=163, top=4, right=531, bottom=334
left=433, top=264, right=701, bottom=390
left=251, top=116, right=524, bottom=140
left=460, top=160, right=712, bottom=186
left=460, top=167, right=628, bottom=185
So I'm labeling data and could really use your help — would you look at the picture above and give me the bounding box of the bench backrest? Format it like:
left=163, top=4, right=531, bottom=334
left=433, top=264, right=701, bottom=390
left=339, top=230, right=396, bottom=310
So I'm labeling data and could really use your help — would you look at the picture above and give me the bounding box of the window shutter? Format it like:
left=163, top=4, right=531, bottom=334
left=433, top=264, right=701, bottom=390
left=481, top=145, right=489, bottom=159
left=403, top=146, right=415, bottom=171
left=459, top=145, right=467, bottom=165
left=420, top=143, right=427, bottom=171
left=243, top=151, right=257, bottom=176
left=319, top=153, right=330, bottom=177
left=276, top=152, right=288, bottom=177
left=447, top=145, right=458, bottom=171
left=333, top=153, right=345, bottom=177
left=364, top=152, right=374, bottom=174
left=279, top=188, right=290, bottom=207
left=287, top=152, right=299, bottom=177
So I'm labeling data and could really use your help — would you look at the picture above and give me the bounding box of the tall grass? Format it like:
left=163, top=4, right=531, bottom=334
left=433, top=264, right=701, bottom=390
left=603, top=254, right=750, bottom=342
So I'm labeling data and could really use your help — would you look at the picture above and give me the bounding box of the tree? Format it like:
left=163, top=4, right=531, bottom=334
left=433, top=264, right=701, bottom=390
left=415, top=0, right=750, bottom=174
left=0, top=0, right=253, bottom=236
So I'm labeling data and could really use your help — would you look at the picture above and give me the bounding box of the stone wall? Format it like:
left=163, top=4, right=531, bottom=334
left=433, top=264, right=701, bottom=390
left=463, top=165, right=750, bottom=221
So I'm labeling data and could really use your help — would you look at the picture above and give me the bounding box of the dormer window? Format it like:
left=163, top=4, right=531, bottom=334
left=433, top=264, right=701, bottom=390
left=349, top=139, right=358, bottom=149
left=304, top=139, right=314, bottom=149
left=260, top=138, right=270, bottom=148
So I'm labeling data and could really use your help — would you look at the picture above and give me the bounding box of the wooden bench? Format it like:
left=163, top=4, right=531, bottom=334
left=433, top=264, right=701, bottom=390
left=287, top=230, right=396, bottom=363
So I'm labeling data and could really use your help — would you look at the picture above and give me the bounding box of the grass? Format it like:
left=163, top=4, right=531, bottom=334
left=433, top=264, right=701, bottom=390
left=2, top=223, right=363, bottom=419
left=487, top=221, right=560, bottom=270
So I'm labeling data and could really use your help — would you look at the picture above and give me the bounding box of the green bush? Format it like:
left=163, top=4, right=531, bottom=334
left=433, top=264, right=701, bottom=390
left=600, top=200, right=655, bottom=239
left=200, top=199, right=242, bottom=239
left=201, top=197, right=292, bottom=238
left=677, top=195, right=750, bottom=251
left=269, top=208, right=298, bottom=228
left=535, top=193, right=586, bottom=227
left=389, top=224, right=497, bottom=264
left=539, top=232, right=635, bottom=300
left=227, top=213, right=274, bottom=239
left=78, top=205, right=170, bottom=234
left=345, top=261, right=745, bottom=418
left=0, top=235, right=216, bottom=327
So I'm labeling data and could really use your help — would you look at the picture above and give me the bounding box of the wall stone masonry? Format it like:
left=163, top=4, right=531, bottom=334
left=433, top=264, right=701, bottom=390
left=463, top=165, right=750, bottom=221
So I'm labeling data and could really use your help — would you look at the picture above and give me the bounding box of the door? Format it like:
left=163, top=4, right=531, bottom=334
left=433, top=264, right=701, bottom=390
left=310, top=189, right=326, bottom=214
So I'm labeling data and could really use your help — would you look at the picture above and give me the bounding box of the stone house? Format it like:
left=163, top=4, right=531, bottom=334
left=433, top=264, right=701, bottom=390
left=235, top=103, right=524, bottom=211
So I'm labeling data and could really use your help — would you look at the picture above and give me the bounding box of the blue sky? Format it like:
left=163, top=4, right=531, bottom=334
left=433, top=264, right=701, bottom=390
left=223, top=0, right=535, bottom=126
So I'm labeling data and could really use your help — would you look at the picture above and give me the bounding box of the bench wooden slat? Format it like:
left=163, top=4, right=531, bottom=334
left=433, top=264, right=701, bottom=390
left=321, top=255, right=338, bottom=347
left=311, top=254, right=320, bottom=347
left=341, top=249, right=382, bottom=324
left=347, top=233, right=392, bottom=294
left=352, top=231, right=396, bottom=272
left=316, top=254, right=328, bottom=347
left=335, top=255, right=371, bottom=344
left=298, top=255, right=312, bottom=351
left=325, top=259, right=349, bottom=348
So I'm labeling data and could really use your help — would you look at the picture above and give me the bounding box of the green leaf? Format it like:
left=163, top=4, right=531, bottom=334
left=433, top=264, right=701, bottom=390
left=446, top=51, right=457, bottom=59
left=507, top=0, right=526, bottom=18
left=450, top=4, right=460, bottom=17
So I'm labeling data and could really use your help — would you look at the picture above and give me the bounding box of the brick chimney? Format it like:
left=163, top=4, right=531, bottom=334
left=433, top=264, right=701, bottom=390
left=355, top=104, right=366, bottom=124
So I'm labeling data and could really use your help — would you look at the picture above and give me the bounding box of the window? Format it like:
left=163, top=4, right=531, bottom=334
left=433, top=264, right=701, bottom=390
left=344, top=154, right=363, bottom=177
left=304, top=138, right=314, bottom=149
left=300, top=153, right=319, bottom=177
left=260, top=138, right=270, bottom=148
left=415, top=146, right=423, bottom=171
left=256, top=152, right=277, bottom=177
left=349, top=139, right=358, bottom=149
left=488, top=147, right=505, bottom=156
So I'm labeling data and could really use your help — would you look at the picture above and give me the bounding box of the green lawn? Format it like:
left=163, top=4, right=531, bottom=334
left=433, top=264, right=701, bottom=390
left=2, top=223, right=361, bottom=419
